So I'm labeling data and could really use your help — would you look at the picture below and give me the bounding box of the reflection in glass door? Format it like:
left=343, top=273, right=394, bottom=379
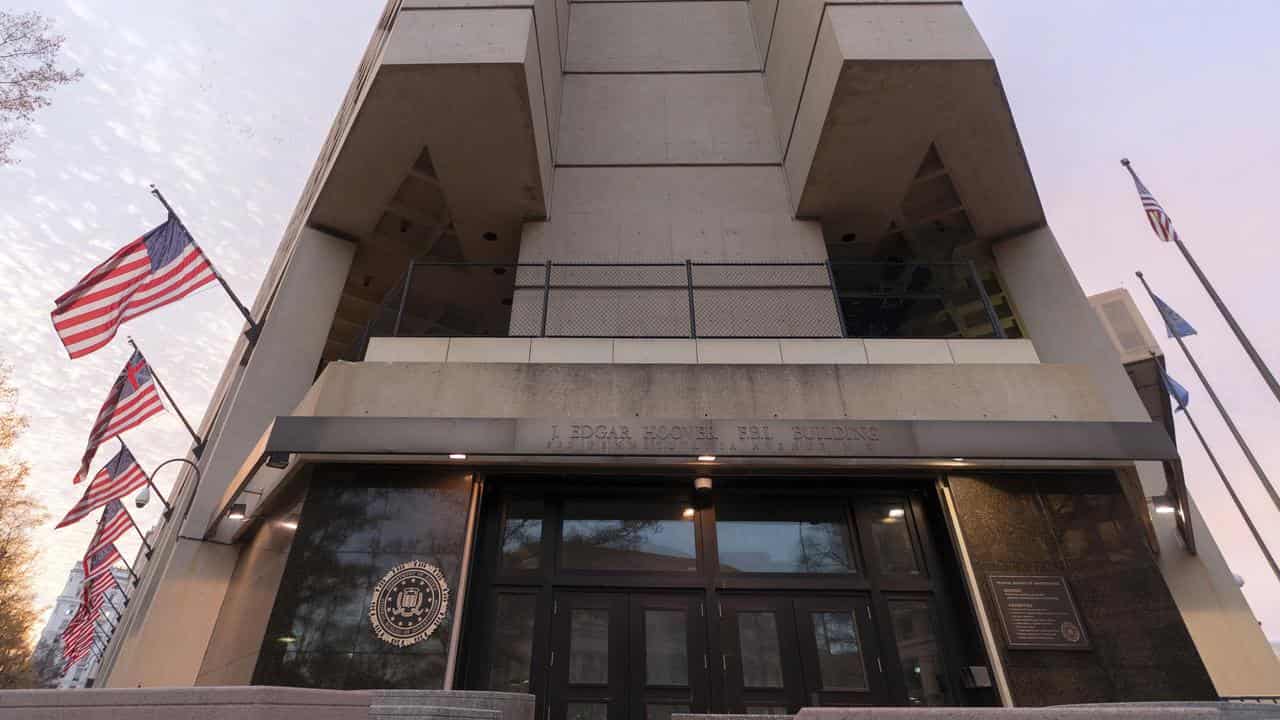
left=548, top=592, right=709, bottom=720
left=721, top=596, right=888, bottom=711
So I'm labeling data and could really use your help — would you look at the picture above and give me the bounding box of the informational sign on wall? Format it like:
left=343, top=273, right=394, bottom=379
left=988, top=575, right=1090, bottom=651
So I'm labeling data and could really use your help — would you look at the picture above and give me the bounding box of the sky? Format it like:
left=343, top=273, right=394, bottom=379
left=4, top=0, right=1279, bottom=647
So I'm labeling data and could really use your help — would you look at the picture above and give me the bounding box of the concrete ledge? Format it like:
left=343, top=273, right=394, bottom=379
left=371, top=706, right=499, bottom=720
left=373, top=691, right=534, bottom=720
left=0, top=686, right=370, bottom=719
left=795, top=707, right=1261, bottom=719
left=366, top=337, right=1039, bottom=366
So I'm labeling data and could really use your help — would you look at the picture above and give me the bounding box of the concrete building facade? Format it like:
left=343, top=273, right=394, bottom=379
left=93, top=0, right=1280, bottom=711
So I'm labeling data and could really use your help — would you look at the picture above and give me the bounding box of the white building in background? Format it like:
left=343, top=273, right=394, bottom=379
left=33, top=564, right=131, bottom=689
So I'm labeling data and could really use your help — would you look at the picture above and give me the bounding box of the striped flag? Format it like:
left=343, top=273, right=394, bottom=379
left=87, top=500, right=135, bottom=558
left=72, top=351, right=164, bottom=484
left=61, top=606, right=97, bottom=669
left=83, top=543, right=123, bottom=586
left=1122, top=160, right=1179, bottom=244
left=51, top=215, right=216, bottom=359
left=58, top=446, right=148, bottom=528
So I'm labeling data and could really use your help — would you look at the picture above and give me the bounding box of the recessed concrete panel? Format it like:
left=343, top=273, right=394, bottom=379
left=446, top=338, right=532, bottom=363
left=558, top=74, right=781, bottom=164
left=779, top=339, right=868, bottom=365
left=567, top=2, right=760, bottom=72
left=696, top=339, right=783, bottom=364
left=749, top=0, right=779, bottom=63
left=366, top=337, right=450, bottom=363
left=530, top=338, right=614, bottom=363
left=947, top=338, right=1040, bottom=364
left=864, top=338, right=954, bottom=365
left=520, top=166, right=825, bottom=262
left=613, top=339, right=699, bottom=364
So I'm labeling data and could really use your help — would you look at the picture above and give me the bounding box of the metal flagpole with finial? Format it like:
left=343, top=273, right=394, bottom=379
left=1136, top=271, right=1280, bottom=514
left=1122, top=159, right=1280, bottom=405
left=116, top=550, right=139, bottom=585
left=148, top=184, right=261, bottom=343
left=126, top=337, right=204, bottom=458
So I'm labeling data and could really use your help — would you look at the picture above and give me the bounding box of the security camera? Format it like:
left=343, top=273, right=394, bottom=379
left=135, top=485, right=151, bottom=509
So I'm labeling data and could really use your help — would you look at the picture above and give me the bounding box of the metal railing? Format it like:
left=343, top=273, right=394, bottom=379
left=352, top=259, right=1005, bottom=354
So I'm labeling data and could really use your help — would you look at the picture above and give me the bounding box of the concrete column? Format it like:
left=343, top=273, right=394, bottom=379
left=102, top=227, right=355, bottom=688
left=993, top=226, right=1280, bottom=694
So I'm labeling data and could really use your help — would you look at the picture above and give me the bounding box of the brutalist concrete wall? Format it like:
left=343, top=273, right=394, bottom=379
left=947, top=473, right=1217, bottom=705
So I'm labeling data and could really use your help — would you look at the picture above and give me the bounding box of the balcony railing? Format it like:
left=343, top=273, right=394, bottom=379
left=350, top=260, right=1007, bottom=357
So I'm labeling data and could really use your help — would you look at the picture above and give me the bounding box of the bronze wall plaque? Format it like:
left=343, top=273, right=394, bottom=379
left=988, top=574, right=1090, bottom=651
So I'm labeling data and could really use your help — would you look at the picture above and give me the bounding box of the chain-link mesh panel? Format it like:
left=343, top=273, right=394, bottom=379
left=691, top=263, right=830, bottom=288
left=544, top=289, right=691, bottom=337
left=550, top=264, right=687, bottom=288
left=694, top=289, right=842, bottom=337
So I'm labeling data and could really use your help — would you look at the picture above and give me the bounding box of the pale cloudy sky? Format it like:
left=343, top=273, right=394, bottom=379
left=4, top=0, right=1279, bottom=645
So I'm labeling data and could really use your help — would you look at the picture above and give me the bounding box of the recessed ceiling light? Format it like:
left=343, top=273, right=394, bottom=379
left=697, top=455, right=717, bottom=462
left=682, top=507, right=696, bottom=519
left=227, top=503, right=247, bottom=521
left=449, top=453, right=467, bottom=460
left=951, top=457, right=966, bottom=462
left=888, top=508, right=906, bottom=519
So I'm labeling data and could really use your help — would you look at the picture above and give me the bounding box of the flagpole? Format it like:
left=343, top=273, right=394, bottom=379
left=1123, top=160, right=1280, bottom=405
left=1136, top=271, right=1280, bottom=514
left=117, top=552, right=139, bottom=585
left=125, top=338, right=204, bottom=458
left=1178, top=408, right=1280, bottom=581
left=117, top=439, right=173, bottom=516
left=148, top=184, right=261, bottom=343
left=122, top=504, right=154, bottom=558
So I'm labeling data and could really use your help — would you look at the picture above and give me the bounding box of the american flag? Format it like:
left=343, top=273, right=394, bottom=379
left=71, top=350, right=164, bottom=484
left=87, top=500, right=135, bottom=558
left=83, top=543, right=123, bottom=585
left=61, top=606, right=97, bottom=669
left=51, top=214, right=216, bottom=359
left=1123, top=159, right=1179, bottom=244
left=58, top=445, right=148, bottom=528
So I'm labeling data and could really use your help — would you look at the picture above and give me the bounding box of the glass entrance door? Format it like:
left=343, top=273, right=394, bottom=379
left=720, top=595, right=888, bottom=712
left=548, top=592, right=710, bottom=720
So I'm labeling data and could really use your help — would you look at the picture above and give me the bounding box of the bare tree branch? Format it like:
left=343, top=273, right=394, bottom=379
left=0, top=10, right=81, bottom=165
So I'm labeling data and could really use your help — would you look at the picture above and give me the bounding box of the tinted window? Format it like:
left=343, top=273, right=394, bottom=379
left=255, top=467, right=472, bottom=689
left=717, top=503, right=854, bottom=573
left=501, top=499, right=544, bottom=570
left=561, top=500, right=697, bottom=572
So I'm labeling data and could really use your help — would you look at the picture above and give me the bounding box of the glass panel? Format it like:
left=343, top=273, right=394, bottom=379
left=745, top=707, right=790, bottom=716
left=569, top=609, right=610, bottom=685
left=560, top=500, right=697, bottom=572
left=645, top=704, right=690, bottom=720
left=645, top=610, right=689, bottom=687
left=811, top=611, right=868, bottom=691
left=737, top=612, right=784, bottom=688
left=888, top=601, right=946, bottom=706
left=868, top=503, right=921, bottom=575
left=716, top=504, right=854, bottom=573
left=567, top=703, right=609, bottom=720
left=254, top=468, right=472, bottom=689
left=502, top=499, right=544, bottom=569
left=1043, top=492, right=1138, bottom=564
left=490, top=594, right=536, bottom=692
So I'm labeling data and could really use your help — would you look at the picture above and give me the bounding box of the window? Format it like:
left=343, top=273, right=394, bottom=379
left=716, top=503, right=854, bottom=574
left=888, top=600, right=947, bottom=706
left=866, top=503, right=921, bottom=575
left=501, top=499, right=544, bottom=570
left=254, top=468, right=473, bottom=689
left=560, top=499, right=697, bottom=572
left=489, top=594, right=536, bottom=692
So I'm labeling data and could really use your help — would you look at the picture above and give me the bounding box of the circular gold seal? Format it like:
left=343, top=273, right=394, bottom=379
left=369, top=561, right=450, bottom=647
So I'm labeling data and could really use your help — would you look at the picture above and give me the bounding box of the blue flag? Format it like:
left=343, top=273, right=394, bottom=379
left=1151, top=293, right=1197, bottom=338
left=1159, top=366, right=1190, bottom=411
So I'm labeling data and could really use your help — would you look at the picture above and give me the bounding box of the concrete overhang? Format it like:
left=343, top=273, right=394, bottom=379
left=205, top=358, right=1177, bottom=543
left=306, top=6, right=556, bottom=361
left=779, top=3, right=1044, bottom=245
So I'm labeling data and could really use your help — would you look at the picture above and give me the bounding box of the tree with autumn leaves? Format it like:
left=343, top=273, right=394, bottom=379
left=0, top=363, right=44, bottom=688
left=1, top=9, right=82, bottom=165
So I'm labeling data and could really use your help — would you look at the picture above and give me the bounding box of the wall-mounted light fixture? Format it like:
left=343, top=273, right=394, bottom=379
left=265, top=452, right=291, bottom=469
left=227, top=503, right=247, bottom=521
left=1151, top=495, right=1178, bottom=515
